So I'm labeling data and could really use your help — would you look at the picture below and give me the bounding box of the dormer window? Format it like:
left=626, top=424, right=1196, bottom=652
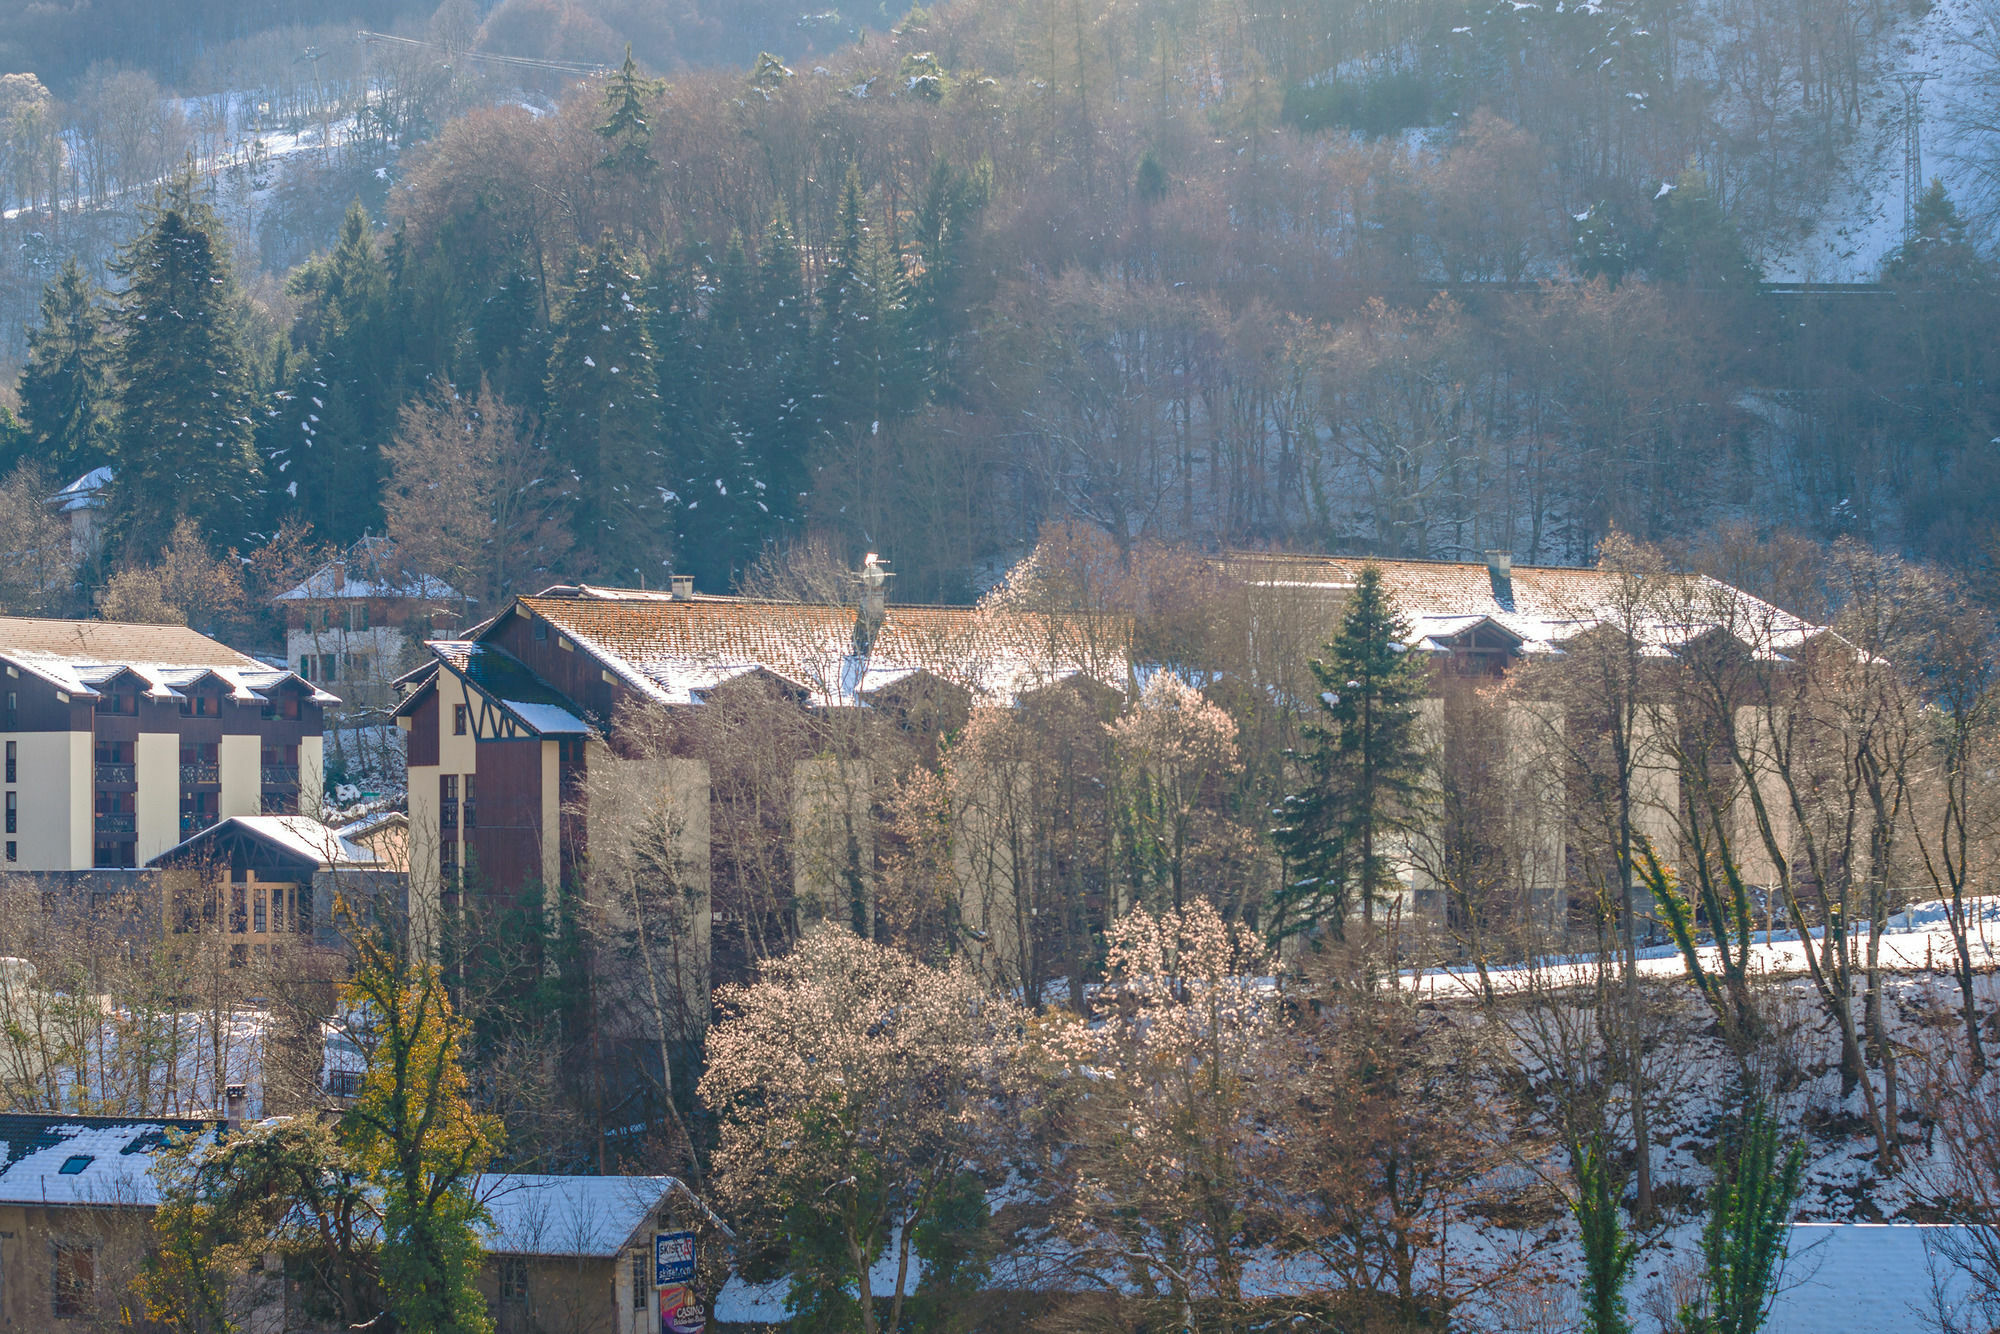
left=58, top=1155, right=92, bottom=1175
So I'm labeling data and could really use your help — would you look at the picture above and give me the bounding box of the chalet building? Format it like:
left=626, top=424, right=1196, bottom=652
left=1221, top=549, right=1833, bottom=913
left=51, top=466, right=112, bottom=564
left=276, top=535, right=464, bottom=714
left=392, top=568, right=1123, bottom=976
left=147, top=814, right=401, bottom=966
left=0, top=618, right=333, bottom=871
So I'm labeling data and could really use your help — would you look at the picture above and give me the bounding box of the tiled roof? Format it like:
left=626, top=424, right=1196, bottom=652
left=516, top=592, right=1127, bottom=708
left=0, top=616, right=341, bottom=706
left=0, top=616, right=264, bottom=668
left=1221, top=553, right=1825, bottom=658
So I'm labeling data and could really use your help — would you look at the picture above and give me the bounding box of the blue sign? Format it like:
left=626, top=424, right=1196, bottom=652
left=655, top=1231, right=696, bottom=1286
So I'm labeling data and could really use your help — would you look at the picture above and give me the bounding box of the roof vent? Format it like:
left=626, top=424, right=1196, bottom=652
left=670, top=574, right=694, bottom=600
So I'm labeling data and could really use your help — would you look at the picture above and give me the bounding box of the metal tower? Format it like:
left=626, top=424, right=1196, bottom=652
left=1887, top=71, right=1938, bottom=239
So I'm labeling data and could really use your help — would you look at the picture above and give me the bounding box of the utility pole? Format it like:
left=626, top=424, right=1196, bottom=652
left=297, top=45, right=331, bottom=159
left=1887, top=71, right=1937, bottom=239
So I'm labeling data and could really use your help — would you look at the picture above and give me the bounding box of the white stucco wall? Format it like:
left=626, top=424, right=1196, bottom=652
left=134, top=732, right=178, bottom=863
left=219, top=734, right=259, bottom=820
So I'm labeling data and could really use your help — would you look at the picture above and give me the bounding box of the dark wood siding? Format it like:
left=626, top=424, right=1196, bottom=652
left=488, top=608, right=622, bottom=723
left=469, top=736, right=543, bottom=898
left=4, top=670, right=85, bottom=732
left=407, top=692, right=439, bottom=768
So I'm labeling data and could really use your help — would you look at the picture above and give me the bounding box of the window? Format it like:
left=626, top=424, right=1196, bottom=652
left=320, top=654, right=337, bottom=681
left=253, top=887, right=266, bottom=934
left=6, top=842, right=16, bottom=863
left=6, top=691, right=15, bottom=714
left=51, top=1241, right=93, bottom=1319
left=632, top=1250, right=648, bottom=1308
left=453, top=703, right=467, bottom=736
left=229, top=885, right=247, bottom=934
left=296, top=883, right=313, bottom=934
left=6, top=739, right=15, bottom=782
left=533, top=620, right=548, bottom=642
left=6, top=792, right=15, bottom=835
left=463, top=775, right=476, bottom=830
left=57, top=1156, right=91, bottom=1176
left=500, top=1256, right=529, bottom=1304
left=298, top=656, right=312, bottom=680
left=350, top=653, right=372, bottom=681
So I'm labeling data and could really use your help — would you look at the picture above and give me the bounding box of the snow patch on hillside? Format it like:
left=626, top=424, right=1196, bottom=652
left=1760, top=0, right=1993, bottom=281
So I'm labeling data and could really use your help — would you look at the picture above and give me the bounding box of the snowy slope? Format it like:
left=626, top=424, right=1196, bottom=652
left=1759, top=0, right=1994, bottom=281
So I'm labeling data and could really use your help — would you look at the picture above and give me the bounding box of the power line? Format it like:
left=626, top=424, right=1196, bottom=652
left=353, top=30, right=613, bottom=77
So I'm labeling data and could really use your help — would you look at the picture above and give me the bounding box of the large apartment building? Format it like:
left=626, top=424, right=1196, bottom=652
left=0, top=618, right=334, bottom=870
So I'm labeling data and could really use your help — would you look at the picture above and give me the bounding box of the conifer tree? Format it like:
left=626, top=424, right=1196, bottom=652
left=18, top=257, right=114, bottom=480
left=1651, top=168, right=1759, bottom=288
left=753, top=209, right=813, bottom=533
left=675, top=234, right=762, bottom=586
left=597, top=46, right=661, bottom=177
left=1575, top=1137, right=1639, bottom=1334
left=1681, top=1100, right=1805, bottom=1334
left=543, top=244, right=665, bottom=581
left=816, top=168, right=918, bottom=438
left=1270, top=565, right=1430, bottom=941
left=109, top=173, right=263, bottom=555
left=272, top=201, right=395, bottom=543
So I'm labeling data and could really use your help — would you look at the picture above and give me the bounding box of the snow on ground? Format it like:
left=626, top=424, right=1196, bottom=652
left=1403, top=893, right=2000, bottom=999
left=1759, top=0, right=1994, bottom=280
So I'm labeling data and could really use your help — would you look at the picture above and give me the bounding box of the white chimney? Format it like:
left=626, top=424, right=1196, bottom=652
left=1485, top=549, right=1514, bottom=603
left=670, top=574, right=694, bottom=600
left=224, top=1083, right=247, bottom=1129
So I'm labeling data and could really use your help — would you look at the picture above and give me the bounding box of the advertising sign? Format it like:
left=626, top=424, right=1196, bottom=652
left=654, top=1231, right=696, bottom=1286
left=659, top=1282, right=705, bottom=1334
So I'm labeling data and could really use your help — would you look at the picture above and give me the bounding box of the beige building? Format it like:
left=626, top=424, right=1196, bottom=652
left=276, top=536, right=464, bottom=715
left=0, top=618, right=334, bottom=870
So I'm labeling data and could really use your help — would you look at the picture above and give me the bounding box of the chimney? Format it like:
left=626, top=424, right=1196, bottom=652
left=670, top=574, right=694, bottom=600
left=855, top=553, right=893, bottom=653
left=1485, top=549, right=1514, bottom=605
left=224, top=1083, right=247, bottom=1129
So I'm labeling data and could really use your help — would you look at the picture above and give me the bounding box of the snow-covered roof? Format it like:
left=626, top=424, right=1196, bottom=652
left=148, top=816, right=386, bottom=872
left=512, top=590, right=1127, bottom=711
left=275, top=565, right=460, bottom=602
left=1223, top=553, right=1829, bottom=662
left=0, top=1115, right=218, bottom=1208
left=475, top=1173, right=677, bottom=1257
left=51, top=466, right=112, bottom=513
left=0, top=617, right=339, bottom=706
left=334, top=810, right=406, bottom=840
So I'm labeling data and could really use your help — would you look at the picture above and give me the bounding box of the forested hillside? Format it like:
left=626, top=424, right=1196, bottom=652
left=3, top=0, right=1998, bottom=602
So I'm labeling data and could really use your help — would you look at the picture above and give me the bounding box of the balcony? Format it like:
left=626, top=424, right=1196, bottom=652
left=94, top=812, right=135, bottom=835
left=180, top=763, right=219, bottom=785
left=260, top=764, right=300, bottom=787
left=94, top=763, right=134, bottom=785
left=180, top=813, right=215, bottom=837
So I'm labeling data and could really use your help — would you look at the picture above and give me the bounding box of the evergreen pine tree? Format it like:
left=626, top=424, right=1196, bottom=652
left=1681, top=1100, right=1805, bottom=1334
left=675, top=234, right=762, bottom=586
left=909, top=158, right=992, bottom=395
left=1886, top=179, right=1988, bottom=284
left=597, top=45, right=661, bottom=177
left=543, top=244, right=665, bottom=581
left=1575, top=1137, right=1639, bottom=1334
left=18, top=257, right=114, bottom=480
left=817, top=169, right=919, bottom=442
left=109, top=173, right=263, bottom=555
left=272, top=201, right=395, bottom=543
left=1651, top=168, right=1760, bottom=288
left=1270, top=565, right=1430, bottom=941
left=753, top=209, right=813, bottom=535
